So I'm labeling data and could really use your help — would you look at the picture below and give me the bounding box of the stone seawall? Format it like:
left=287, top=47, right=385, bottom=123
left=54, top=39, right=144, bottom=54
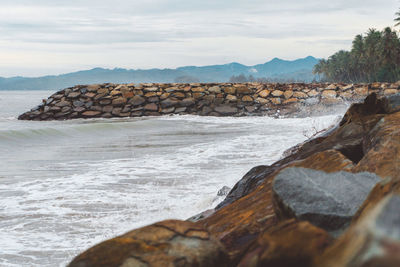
left=18, top=82, right=400, bottom=120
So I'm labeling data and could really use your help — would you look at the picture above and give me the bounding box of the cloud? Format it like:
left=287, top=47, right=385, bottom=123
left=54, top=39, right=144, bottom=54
left=0, top=0, right=398, bottom=76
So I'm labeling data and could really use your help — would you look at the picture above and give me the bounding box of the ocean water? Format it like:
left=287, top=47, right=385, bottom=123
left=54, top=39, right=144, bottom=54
left=0, top=90, right=344, bottom=266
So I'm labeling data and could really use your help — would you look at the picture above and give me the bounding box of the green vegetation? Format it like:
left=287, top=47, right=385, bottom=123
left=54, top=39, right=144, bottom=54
left=313, top=9, right=400, bottom=83
left=313, top=27, right=400, bottom=83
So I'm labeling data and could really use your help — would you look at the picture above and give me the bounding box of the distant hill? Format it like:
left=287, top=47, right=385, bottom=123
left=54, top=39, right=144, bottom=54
left=0, top=56, right=320, bottom=90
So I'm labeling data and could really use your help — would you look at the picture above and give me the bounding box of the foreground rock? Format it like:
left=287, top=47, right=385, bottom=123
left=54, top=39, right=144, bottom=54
left=200, top=93, right=400, bottom=261
left=68, top=220, right=228, bottom=267
left=216, top=92, right=392, bottom=209
left=18, top=82, right=399, bottom=121
left=238, top=219, right=333, bottom=267
left=316, top=195, right=400, bottom=266
left=272, top=167, right=380, bottom=234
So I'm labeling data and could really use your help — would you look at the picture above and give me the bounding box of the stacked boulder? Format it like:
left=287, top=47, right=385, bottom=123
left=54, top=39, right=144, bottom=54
left=19, top=82, right=400, bottom=120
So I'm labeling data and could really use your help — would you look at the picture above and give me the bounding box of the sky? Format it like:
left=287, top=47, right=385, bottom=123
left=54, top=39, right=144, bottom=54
left=0, top=0, right=399, bottom=77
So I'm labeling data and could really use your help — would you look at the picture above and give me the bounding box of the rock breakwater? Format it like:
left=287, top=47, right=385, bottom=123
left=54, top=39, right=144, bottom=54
left=18, top=82, right=400, bottom=120
left=68, top=92, right=400, bottom=267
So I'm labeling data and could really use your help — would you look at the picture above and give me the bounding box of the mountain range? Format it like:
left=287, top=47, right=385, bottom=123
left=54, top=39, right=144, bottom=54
left=0, top=56, right=319, bottom=90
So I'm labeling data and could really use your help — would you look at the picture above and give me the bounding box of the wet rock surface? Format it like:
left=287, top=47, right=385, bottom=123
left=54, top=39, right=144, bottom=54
left=216, top=93, right=387, bottom=210
left=272, top=167, right=380, bottom=233
left=237, top=219, right=333, bottom=267
left=68, top=220, right=228, bottom=267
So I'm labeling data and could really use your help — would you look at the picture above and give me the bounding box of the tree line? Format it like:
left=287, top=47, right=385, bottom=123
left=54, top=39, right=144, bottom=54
left=313, top=10, right=400, bottom=83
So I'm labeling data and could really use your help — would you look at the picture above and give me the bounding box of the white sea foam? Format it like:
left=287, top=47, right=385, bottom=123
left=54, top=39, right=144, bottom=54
left=0, top=91, right=344, bottom=266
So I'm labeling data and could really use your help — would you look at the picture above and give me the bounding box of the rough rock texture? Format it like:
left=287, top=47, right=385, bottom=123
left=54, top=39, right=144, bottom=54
left=201, top=150, right=360, bottom=261
left=272, top=167, right=380, bottom=233
left=200, top=93, right=399, bottom=262
left=68, top=220, right=228, bottom=267
left=237, top=219, right=333, bottom=267
left=352, top=111, right=400, bottom=179
left=19, top=82, right=400, bottom=120
left=216, top=93, right=388, bottom=210
left=315, top=195, right=400, bottom=267
left=352, top=177, right=400, bottom=223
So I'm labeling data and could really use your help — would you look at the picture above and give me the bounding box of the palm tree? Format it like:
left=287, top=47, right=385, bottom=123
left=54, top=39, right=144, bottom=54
left=316, top=25, right=400, bottom=83
left=395, top=8, right=400, bottom=26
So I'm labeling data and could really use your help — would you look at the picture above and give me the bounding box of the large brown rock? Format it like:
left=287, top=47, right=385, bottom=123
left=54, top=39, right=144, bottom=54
left=352, top=111, right=400, bottom=179
left=202, top=150, right=356, bottom=261
left=322, top=90, right=337, bottom=98
left=215, top=93, right=388, bottom=213
left=214, top=105, right=238, bottom=115
left=112, top=97, right=127, bottom=106
left=68, top=220, right=228, bottom=267
left=82, top=111, right=101, bottom=117
left=238, top=219, right=333, bottom=267
left=236, top=85, right=252, bottom=94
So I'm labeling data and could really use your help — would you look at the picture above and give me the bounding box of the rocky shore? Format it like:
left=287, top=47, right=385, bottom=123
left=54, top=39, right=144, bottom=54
left=18, top=82, right=400, bottom=120
left=68, top=92, right=400, bottom=267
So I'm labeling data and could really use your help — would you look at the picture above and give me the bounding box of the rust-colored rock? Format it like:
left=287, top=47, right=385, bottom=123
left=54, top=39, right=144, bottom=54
left=236, top=85, right=252, bottom=94
left=307, top=89, right=319, bottom=97
left=293, top=91, right=307, bottom=99
left=352, top=112, right=400, bottom=179
left=354, top=86, right=369, bottom=96
left=226, top=94, right=237, bottom=102
left=255, top=97, right=269, bottom=104
left=271, top=98, right=281, bottom=105
left=144, top=103, right=158, bottom=111
left=192, top=87, right=205, bottom=92
left=238, top=219, right=333, bottom=267
left=112, top=97, right=127, bottom=106
left=122, top=91, right=134, bottom=98
left=224, top=87, right=236, bottom=94
left=110, top=90, right=122, bottom=96
left=271, top=90, right=284, bottom=97
left=144, top=92, right=157, bottom=97
left=283, top=90, right=293, bottom=99
left=339, top=91, right=353, bottom=99
left=258, top=90, right=270, bottom=98
left=242, top=95, right=253, bottom=102
left=383, top=89, right=398, bottom=95
left=82, top=111, right=101, bottom=117
left=68, top=220, right=229, bottom=267
left=283, top=98, right=298, bottom=104
left=86, top=84, right=101, bottom=92
left=322, top=90, right=337, bottom=98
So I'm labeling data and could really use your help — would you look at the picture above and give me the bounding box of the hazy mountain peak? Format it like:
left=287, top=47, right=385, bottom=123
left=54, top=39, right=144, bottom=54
left=0, top=56, right=320, bottom=90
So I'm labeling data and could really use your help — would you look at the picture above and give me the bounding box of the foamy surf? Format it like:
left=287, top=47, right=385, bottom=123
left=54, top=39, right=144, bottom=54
left=0, top=91, right=344, bottom=266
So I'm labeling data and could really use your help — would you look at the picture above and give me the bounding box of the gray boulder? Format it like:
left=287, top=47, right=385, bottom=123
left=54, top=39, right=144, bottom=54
left=214, top=105, right=238, bottom=115
left=273, top=167, right=380, bottom=233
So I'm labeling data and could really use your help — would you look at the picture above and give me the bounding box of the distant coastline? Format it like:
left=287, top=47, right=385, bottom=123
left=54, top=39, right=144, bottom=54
left=0, top=56, right=319, bottom=91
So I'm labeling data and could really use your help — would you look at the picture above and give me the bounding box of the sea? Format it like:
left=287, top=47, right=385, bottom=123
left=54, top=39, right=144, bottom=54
left=0, top=90, right=345, bottom=266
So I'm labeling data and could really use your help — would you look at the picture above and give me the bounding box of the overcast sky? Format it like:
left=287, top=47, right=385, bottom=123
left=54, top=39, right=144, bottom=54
left=0, top=0, right=398, bottom=77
